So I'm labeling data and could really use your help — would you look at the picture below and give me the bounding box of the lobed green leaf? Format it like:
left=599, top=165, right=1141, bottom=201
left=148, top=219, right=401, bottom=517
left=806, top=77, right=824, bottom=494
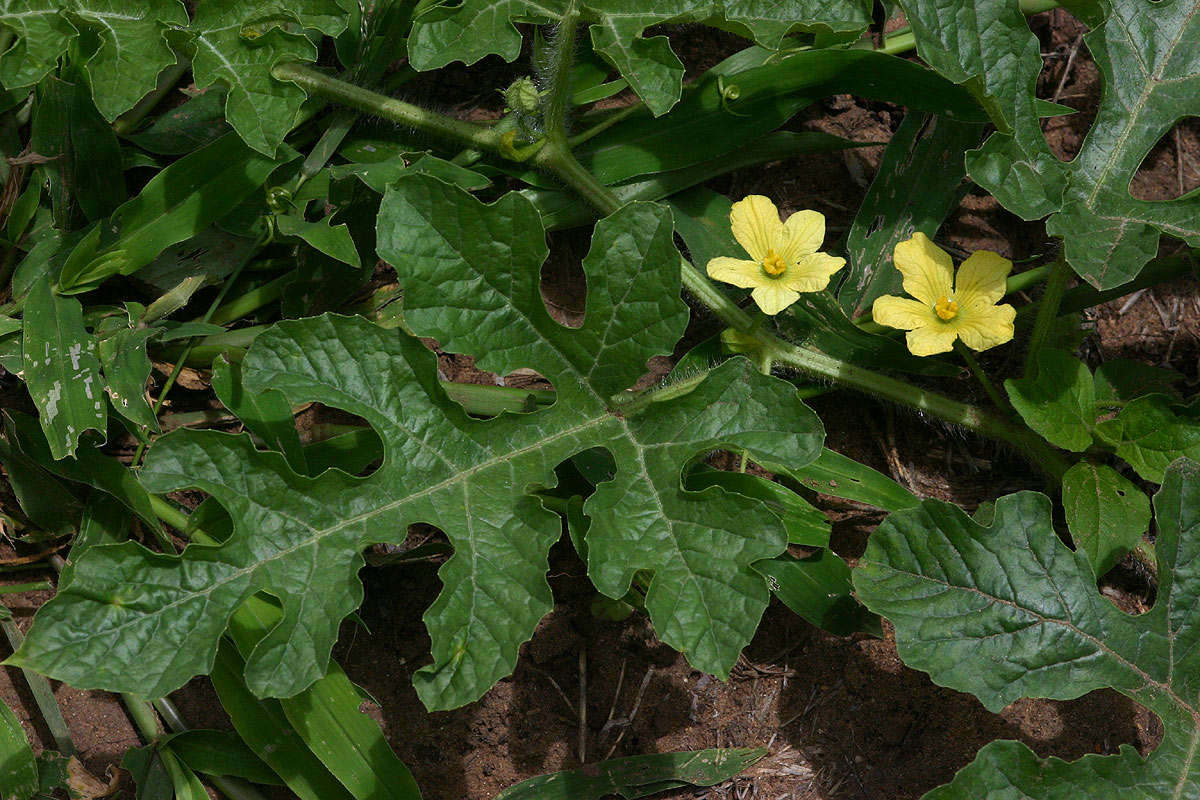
left=0, top=0, right=187, bottom=120
left=12, top=180, right=823, bottom=713
left=900, top=0, right=1200, bottom=288
left=855, top=458, right=1200, bottom=798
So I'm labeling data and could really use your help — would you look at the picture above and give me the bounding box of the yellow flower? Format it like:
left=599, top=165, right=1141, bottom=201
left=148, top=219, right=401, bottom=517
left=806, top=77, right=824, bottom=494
left=872, top=232, right=1016, bottom=357
left=706, top=196, right=846, bottom=315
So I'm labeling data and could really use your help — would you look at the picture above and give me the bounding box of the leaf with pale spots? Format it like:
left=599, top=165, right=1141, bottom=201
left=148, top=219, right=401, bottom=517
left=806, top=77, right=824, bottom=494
left=10, top=181, right=825, bottom=712
left=21, top=276, right=106, bottom=459
left=855, top=458, right=1200, bottom=799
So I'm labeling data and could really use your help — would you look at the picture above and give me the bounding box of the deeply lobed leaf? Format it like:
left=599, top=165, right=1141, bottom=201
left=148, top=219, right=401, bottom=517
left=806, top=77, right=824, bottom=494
left=0, top=0, right=187, bottom=120
left=12, top=182, right=823, bottom=712
left=900, top=0, right=1200, bottom=288
left=855, top=458, right=1200, bottom=799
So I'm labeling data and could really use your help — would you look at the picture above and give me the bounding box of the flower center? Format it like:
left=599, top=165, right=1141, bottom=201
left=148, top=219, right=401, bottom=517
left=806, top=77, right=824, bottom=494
left=761, top=249, right=787, bottom=277
left=935, top=295, right=959, bottom=321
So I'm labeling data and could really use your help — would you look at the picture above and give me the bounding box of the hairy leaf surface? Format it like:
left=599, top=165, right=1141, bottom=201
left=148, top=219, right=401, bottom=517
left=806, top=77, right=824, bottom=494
left=12, top=183, right=823, bottom=712
left=855, top=458, right=1200, bottom=799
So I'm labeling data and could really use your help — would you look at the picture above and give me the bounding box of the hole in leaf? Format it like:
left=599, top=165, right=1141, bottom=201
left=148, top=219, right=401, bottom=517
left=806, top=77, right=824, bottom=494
left=438, top=351, right=555, bottom=416
left=541, top=233, right=586, bottom=329
left=1031, top=10, right=1097, bottom=163
left=1129, top=118, right=1200, bottom=201
left=366, top=523, right=450, bottom=567
left=865, top=214, right=885, bottom=238
left=298, top=405, right=383, bottom=478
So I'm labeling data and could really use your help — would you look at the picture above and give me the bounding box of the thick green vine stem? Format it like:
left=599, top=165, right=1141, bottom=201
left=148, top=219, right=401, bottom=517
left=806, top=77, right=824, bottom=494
left=286, top=52, right=1068, bottom=480
left=539, top=0, right=580, bottom=139
left=271, top=63, right=505, bottom=156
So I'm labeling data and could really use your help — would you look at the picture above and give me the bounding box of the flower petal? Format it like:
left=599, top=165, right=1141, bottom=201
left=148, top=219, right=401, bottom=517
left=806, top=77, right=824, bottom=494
left=779, top=209, right=825, bottom=261
left=707, top=257, right=765, bottom=289
left=893, top=232, right=953, bottom=306
left=730, top=195, right=783, bottom=263
left=905, top=326, right=959, bottom=357
left=955, top=249, right=1011, bottom=306
left=782, top=252, right=845, bottom=293
left=872, top=295, right=938, bottom=331
left=955, top=302, right=1016, bottom=352
left=751, top=282, right=800, bottom=315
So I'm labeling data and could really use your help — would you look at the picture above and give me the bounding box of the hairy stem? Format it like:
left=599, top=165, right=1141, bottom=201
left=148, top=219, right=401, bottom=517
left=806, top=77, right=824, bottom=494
left=1023, top=252, right=1071, bottom=375
left=956, top=341, right=1011, bottom=415
left=272, top=63, right=504, bottom=156
left=540, top=1, right=580, bottom=139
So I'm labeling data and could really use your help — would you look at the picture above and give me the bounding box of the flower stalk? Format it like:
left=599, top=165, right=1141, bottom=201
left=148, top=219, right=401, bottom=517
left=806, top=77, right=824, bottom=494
left=1023, top=251, right=1072, bottom=375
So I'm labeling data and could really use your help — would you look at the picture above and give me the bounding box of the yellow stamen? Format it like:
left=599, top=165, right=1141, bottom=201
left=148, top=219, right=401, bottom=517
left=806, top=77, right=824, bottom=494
left=761, top=249, right=787, bottom=277
left=935, top=295, right=959, bottom=321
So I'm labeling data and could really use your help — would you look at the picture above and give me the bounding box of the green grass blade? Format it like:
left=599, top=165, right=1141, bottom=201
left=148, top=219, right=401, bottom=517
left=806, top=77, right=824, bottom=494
left=495, top=748, right=766, bottom=799
left=0, top=695, right=38, bottom=800
left=229, top=595, right=422, bottom=800
left=210, top=641, right=358, bottom=800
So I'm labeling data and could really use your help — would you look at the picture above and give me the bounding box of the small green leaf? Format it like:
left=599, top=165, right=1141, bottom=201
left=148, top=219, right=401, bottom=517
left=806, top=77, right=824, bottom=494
left=495, top=747, right=766, bottom=799
left=210, top=640, right=358, bottom=800
left=1095, top=396, right=1200, bottom=484
left=1004, top=349, right=1095, bottom=452
left=162, top=730, right=282, bottom=785
left=159, top=749, right=211, bottom=800
left=856, top=458, right=1200, bottom=799
left=6, top=412, right=160, bottom=531
left=121, top=746, right=175, bottom=800
left=275, top=214, right=361, bottom=268
left=0, top=425, right=82, bottom=534
left=331, top=148, right=490, bottom=194
left=95, top=311, right=158, bottom=430
left=0, top=696, right=38, bottom=800
left=685, top=464, right=830, bottom=547
left=212, top=355, right=307, bottom=474
left=40, top=71, right=126, bottom=222
left=125, top=88, right=231, bottom=155
left=1094, top=359, right=1182, bottom=405
left=226, top=593, right=421, bottom=800
left=785, top=448, right=921, bottom=513
left=21, top=277, right=106, bottom=458
left=0, top=1, right=75, bottom=92
left=1061, top=462, right=1150, bottom=577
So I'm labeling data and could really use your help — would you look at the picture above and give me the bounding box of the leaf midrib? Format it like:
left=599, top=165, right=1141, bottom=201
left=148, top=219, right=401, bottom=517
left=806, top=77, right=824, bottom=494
left=875, top=560, right=1200, bottom=723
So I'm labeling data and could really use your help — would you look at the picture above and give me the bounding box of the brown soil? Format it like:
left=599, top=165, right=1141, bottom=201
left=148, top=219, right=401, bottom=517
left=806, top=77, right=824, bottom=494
left=3, top=6, right=1199, bottom=800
